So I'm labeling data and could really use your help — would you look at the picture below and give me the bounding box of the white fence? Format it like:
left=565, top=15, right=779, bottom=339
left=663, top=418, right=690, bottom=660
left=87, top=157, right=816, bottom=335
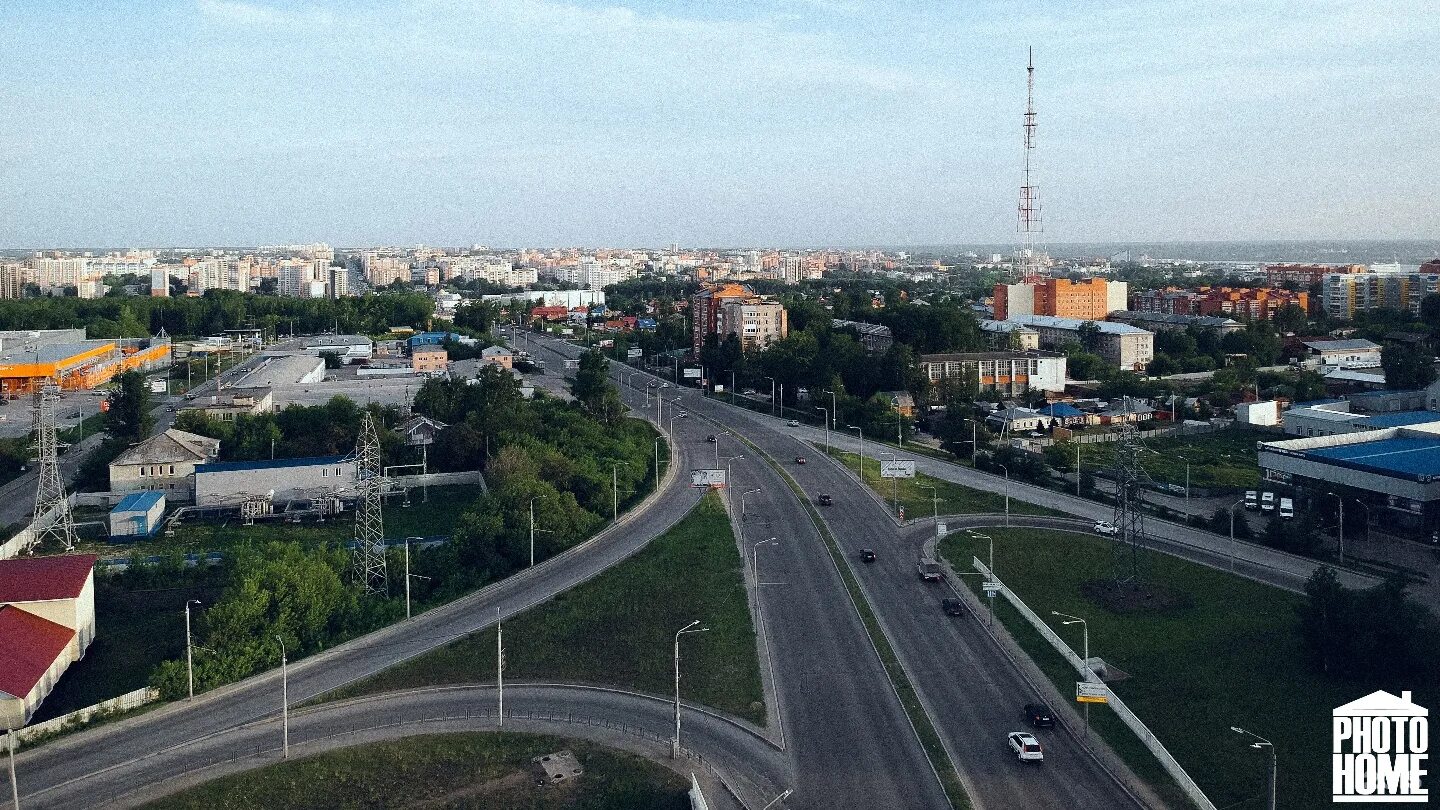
left=15, top=687, right=159, bottom=748
left=1030, top=421, right=1228, bottom=447
left=392, top=470, right=487, bottom=492
left=972, top=556, right=1218, bottom=810
left=0, top=494, right=80, bottom=561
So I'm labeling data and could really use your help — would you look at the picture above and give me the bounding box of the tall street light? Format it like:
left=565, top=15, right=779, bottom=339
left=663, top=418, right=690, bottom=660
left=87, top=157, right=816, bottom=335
left=752, top=536, right=777, bottom=587
left=763, top=376, right=776, bottom=416
left=1228, top=497, right=1247, bottom=573
left=529, top=495, right=552, bottom=568
left=612, top=462, right=630, bottom=521
left=1328, top=492, right=1345, bottom=563
left=653, top=437, right=667, bottom=494
left=713, top=430, right=731, bottom=467
left=740, top=488, right=762, bottom=519
left=918, top=483, right=940, bottom=535
left=1231, top=726, right=1277, bottom=810
left=847, top=425, right=865, bottom=477
left=879, top=451, right=898, bottom=514
left=996, top=462, right=1010, bottom=527
left=1051, top=611, right=1091, bottom=736
left=275, top=635, right=289, bottom=759
left=823, top=389, right=838, bottom=431
left=723, top=455, right=745, bottom=510
left=185, top=599, right=202, bottom=700
left=966, top=530, right=996, bottom=626
left=672, top=620, right=709, bottom=758
left=815, top=407, right=830, bottom=452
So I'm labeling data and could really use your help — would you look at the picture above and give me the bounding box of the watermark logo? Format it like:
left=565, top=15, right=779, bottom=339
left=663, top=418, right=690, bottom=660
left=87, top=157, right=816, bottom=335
left=1333, top=690, right=1428, bottom=803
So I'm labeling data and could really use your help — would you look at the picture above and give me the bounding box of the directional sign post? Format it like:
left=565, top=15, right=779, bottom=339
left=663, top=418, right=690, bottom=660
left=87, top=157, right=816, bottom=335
left=1075, top=681, right=1109, bottom=704
left=879, top=460, right=915, bottom=479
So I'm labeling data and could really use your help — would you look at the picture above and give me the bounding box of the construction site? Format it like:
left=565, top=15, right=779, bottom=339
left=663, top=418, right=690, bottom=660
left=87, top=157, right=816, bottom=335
left=0, top=329, right=172, bottom=398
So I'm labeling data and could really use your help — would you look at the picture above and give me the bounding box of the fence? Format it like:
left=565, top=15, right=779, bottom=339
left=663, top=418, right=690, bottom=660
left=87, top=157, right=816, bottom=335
left=972, top=556, right=1218, bottom=810
left=391, top=470, right=487, bottom=492
left=0, top=494, right=81, bottom=561
left=1031, top=421, right=1229, bottom=447
left=15, top=687, right=158, bottom=748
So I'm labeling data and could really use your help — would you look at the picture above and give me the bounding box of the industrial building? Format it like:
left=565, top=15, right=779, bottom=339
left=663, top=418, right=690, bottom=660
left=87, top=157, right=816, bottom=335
left=1258, top=426, right=1440, bottom=534
left=289, top=335, right=373, bottom=364
left=0, top=554, right=98, bottom=728
left=194, top=455, right=356, bottom=508
left=232, top=354, right=326, bottom=389
left=919, top=351, right=1067, bottom=396
left=108, top=491, right=167, bottom=538
left=108, top=428, right=222, bottom=503
left=988, top=315, right=1154, bottom=371
left=0, top=329, right=171, bottom=397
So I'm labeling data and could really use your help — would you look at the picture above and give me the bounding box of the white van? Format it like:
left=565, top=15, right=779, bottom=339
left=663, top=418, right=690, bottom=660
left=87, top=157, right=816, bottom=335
left=1244, top=490, right=1258, bottom=510
left=1278, top=498, right=1295, bottom=519
left=1260, top=492, right=1276, bottom=512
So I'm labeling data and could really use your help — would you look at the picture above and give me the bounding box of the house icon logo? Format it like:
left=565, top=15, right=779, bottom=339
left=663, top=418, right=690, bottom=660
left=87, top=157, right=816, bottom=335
left=1333, top=690, right=1428, bottom=802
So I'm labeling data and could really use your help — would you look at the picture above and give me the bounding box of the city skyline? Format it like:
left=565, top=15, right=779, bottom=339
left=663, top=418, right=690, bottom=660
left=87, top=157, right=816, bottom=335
left=2, top=1, right=1436, bottom=248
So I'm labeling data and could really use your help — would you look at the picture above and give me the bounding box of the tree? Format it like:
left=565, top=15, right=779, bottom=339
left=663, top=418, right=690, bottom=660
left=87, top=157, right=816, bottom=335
left=571, top=349, right=623, bottom=422
left=1381, top=343, right=1437, bottom=390
left=1272, top=304, right=1309, bottom=334
left=105, top=371, right=153, bottom=444
left=318, top=350, right=343, bottom=369
left=1066, top=352, right=1105, bottom=382
left=1077, top=321, right=1102, bottom=353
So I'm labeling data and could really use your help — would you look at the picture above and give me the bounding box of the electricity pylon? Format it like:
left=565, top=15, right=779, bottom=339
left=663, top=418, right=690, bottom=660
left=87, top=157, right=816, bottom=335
left=31, top=384, right=77, bottom=552
left=351, top=412, right=387, bottom=595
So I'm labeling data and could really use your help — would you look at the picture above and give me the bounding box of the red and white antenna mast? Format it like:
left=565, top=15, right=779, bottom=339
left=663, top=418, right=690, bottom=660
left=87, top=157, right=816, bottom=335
left=1017, top=47, right=1042, bottom=282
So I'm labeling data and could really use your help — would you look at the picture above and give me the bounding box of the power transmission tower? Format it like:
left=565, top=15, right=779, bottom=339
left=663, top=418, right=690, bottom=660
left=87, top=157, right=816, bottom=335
left=31, top=384, right=77, bottom=552
left=351, top=412, right=387, bottom=595
left=1110, top=421, right=1153, bottom=586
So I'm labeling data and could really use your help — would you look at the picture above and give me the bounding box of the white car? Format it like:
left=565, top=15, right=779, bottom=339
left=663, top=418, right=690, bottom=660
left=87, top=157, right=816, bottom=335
left=1093, top=521, right=1119, bottom=536
left=1008, top=731, right=1044, bottom=762
left=787, top=420, right=800, bottom=427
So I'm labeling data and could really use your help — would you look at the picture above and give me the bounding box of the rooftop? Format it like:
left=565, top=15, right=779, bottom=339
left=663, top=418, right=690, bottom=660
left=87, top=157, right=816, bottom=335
left=112, top=491, right=165, bottom=514
left=195, top=454, right=351, bottom=474
left=999, top=315, right=1153, bottom=335
left=110, top=429, right=221, bottom=467
left=1302, top=338, right=1381, bottom=352
left=0, top=554, right=98, bottom=603
left=1364, top=411, right=1440, bottom=428
left=1306, top=435, right=1440, bottom=480
left=0, top=606, right=75, bottom=700
left=921, top=351, right=1064, bottom=362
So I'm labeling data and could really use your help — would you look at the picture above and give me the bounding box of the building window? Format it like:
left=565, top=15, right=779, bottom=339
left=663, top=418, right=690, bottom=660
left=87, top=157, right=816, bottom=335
left=322, top=468, right=330, bottom=477
left=169, top=465, right=175, bottom=474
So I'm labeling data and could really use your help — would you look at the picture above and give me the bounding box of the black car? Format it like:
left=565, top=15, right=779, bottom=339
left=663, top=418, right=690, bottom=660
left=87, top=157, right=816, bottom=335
left=706, top=434, right=716, bottom=443
left=1023, top=703, right=1055, bottom=729
left=859, top=548, right=877, bottom=563
left=942, top=598, right=964, bottom=616
left=818, top=493, right=833, bottom=506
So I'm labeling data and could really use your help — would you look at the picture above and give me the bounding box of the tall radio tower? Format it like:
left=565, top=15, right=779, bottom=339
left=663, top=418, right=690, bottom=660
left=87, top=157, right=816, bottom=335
left=1016, top=47, right=1042, bottom=282
left=351, top=412, right=388, bottom=595
left=31, top=384, right=77, bottom=552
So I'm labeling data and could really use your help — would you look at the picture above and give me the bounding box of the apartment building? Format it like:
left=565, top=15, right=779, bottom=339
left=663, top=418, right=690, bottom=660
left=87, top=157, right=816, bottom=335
left=1131, top=286, right=1307, bottom=321
left=996, top=314, right=1154, bottom=370
left=919, top=351, right=1067, bottom=396
left=1323, top=273, right=1440, bottom=320
left=993, top=278, right=1127, bottom=321
left=691, top=283, right=787, bottom=353
left=1265, top=263, right=1365, bottom=287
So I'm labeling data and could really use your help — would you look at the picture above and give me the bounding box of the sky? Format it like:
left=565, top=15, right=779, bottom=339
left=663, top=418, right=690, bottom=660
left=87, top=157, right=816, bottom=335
left=0, top=0, right=1436, bottom=248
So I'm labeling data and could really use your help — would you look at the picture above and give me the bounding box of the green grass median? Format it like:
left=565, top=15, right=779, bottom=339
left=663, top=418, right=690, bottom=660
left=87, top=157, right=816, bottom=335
left=940, top=527, right=1368, bottom=810
left=143, top=732, right=688, bottom=809
left=824, top=448, right=1066, bottom=519
left=326, top=493, right=765, bottom=724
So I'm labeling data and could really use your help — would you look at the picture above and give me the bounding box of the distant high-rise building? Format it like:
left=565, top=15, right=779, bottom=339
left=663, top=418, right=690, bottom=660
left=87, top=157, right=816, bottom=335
left=994, top=278, right=1126, bottom=321
left=0, top=264, right=24, bottom=299
left=1323, top=273, right=1440, bottom=320
left=691, top=282, right=787, bottom=354
left=1265, top=263, right=1365, bottom=287
left=149, top=266, right=170, bottom=297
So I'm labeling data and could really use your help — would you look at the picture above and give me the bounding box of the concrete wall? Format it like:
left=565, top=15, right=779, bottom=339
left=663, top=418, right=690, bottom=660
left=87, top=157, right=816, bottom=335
left=196, top=458, right=357, bottom=507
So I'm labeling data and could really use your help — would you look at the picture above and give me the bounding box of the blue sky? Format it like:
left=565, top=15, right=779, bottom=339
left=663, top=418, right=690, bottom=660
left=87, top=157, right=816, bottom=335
left=0, top=0, right=1434, bottom=248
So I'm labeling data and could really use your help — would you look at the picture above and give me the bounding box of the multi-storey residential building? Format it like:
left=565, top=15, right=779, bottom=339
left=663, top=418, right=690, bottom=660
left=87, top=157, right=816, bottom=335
left=149, top=266, right=170, bottom=297
left=29, top=257, right=89, bottom=288
left=831, top=319, right=893, bottom=353
left=779, top=256, right=803, bottom=284
left=993, top=278, right=1127, bottom=321
left=691, top=283, right=787, bottom=353
left=1323, top=273, right=1440, bottom=320
left=0, top=265, right=24, bottom=299
left=1265, top=263, right=1365, bottom=287
left=919, top=351, right=1067, bottom=396
left=995, top=315, right=1154, bottom=370
left=191, top=259, right=251, bottom=294
left=1130, top=286, right=1307, bottom=321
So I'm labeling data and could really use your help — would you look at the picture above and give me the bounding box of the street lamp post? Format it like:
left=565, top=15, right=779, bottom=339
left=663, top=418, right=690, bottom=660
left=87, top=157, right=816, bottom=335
left=752, top=536, right=777, bottom=587
left=185, top=599, right=201, bottom=700
left=6, top=729, right=16, bottom=810
left=815, top=407, right=829, bottom=452
left=918, top=483, right=940, bottom=534
left=740, top=488, right=762, bottom=518
left=497, top=609, right=504, bottom=727
left=723, top=456, right=744, bottom=510
left=1052, top=611, right=1090, bottom=737
left=880, top=451, right=898, bottom=514
left=967, top=530, right=996, bottom=626
left=823, top=389, right=838, bottom=431
left=847, top=425, right=864, bottom=477
left=654, top=437, right=666, bottom=494
left=1231, top=727, right=1277, bottom=810
left=275, top=636, right=289, bottom=759
left=1328, top=492, right=1345, bottom=563
left=996, top=463, right=1010, bottom=527
left=1228, top=497, right=1247, bottom=572
left=763, top=376, right=776, bottom=416
left=612, top=462, right=630, bottom=522
left=672, top=620, right=709, bottom=758
left=529, top=496, right=552, bottom=567
left=714, top=430, right=731, bottom=467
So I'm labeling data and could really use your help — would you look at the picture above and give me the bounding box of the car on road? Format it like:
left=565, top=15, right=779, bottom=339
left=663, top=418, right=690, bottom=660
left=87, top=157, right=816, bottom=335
left=795, top=456, right=807, bottom=465
left=786, top=419, right=800, bottom=427
left=859, top=548, right=877, bottom=563
left=942, top=598, right=964, bottom=616
left=917, top=561, right=943, bottom=582
left=817, top=493, right=833, bottom=506
left=678, top=412, right=688, bottom=418
left=1023, top=703, right=1055, bottom=728
left=165, top=405, right=175, bottom=412
left=1008, top=731, right=1044, bottom=762
left=706, top=435, right=717, bottom=443
left=1093, top=521, right=1118, bottom=536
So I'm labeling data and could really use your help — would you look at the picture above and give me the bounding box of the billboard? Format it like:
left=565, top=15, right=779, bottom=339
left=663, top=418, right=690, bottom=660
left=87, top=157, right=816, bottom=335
left=691, top=469, right=727, bottom=488
left=148, top=380, right=168, bottom=394
left=627, top=348, right=643, bottom=359
left=683, top=368, right=701, bottom=379
left=564, top=359, right=580, bottom=370
left=880, top=460, right=916, bottom=479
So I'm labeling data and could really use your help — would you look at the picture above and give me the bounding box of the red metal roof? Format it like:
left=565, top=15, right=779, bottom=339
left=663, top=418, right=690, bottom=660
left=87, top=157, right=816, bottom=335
left=0, top=605, right=74, bottom=699
left=0, top=554, right=98, bottom=603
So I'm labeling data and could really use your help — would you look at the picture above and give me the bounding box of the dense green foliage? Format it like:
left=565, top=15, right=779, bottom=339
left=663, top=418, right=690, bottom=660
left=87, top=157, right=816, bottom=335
left=173, top=397, right=408, bottom=465
left=0, top=289, right=435, bottom=339
left=1298, top=567, right=1440, bottom=680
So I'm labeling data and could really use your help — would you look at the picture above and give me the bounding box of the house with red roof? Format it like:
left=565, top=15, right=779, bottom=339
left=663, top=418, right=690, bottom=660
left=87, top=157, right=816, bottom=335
left=0, top=554, right=98, bottom=729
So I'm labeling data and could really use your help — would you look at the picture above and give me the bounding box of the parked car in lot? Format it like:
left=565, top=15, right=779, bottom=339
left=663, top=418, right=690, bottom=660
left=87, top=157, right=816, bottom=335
left=1244, top=490, right=1258, bottom=510
left=1093, top=521, right=1118, bottom=536
left=942, top=598, right=964, bottom=616
left=1279, top=497, right=1294, bottom=519
left=1007, top=731, right=1044, bottom=762
left=1023, top=703, right=1055, bottom=728
left=787, top=419, right=800, bottom=427
left=917, top=561, right=943, bottom=582
left=1260, top=491, right=1276, bottom=512
left=818, top=493, right=833, bottom=506
left=859, top=548, right=877, bottom=563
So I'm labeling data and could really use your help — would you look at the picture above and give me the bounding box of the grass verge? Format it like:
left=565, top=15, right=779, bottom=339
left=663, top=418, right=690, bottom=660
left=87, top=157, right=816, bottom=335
left=324, top=493, right=765, bottom=724
left=142, top=732, right=689, bottom=809
left=823, top=448, right=1066, bottom=519
left=1049, top=427, right=1265, bottom=489
left=940, top=527, right=1372, bottom=810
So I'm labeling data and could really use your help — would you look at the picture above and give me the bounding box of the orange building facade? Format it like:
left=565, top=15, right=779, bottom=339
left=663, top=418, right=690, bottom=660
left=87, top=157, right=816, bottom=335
left=994, top=278, right=1127, bottom=321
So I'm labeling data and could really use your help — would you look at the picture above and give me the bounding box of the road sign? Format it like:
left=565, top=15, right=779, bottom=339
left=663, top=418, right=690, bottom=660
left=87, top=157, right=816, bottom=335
left=1076, top=681, right=1109, bottom=704
left=564, top=359, right=580, bottom=370
left=683, top=368, right=701, bottom=379
left=691, top=469, right=727, bottom=489
left=898, top=505, right=905, bottom=521
left=627, top=348, right=643, bottom=359
left=879, top=460, right=915, bottom=478
left=936, top=521, right=947, bottom=536
left=982, top=580, right=1001, bottom=595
